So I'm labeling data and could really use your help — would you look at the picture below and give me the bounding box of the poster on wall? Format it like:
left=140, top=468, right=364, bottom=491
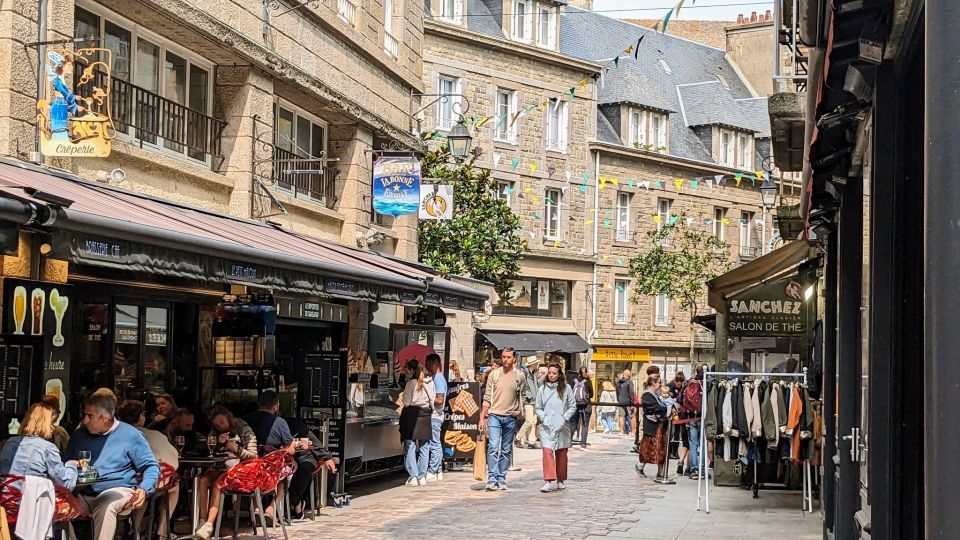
left=372, top=156, right=420, bottom=216
left=2, top=279, right=73, bottom=423
left=418, top=184, right=454, bottom=220
left=37, top=49, right=115, bottom=158
left=442, top=381, right=481, bottom=460
left=504, top=279, right=533, bottom=308
left=537, top=281, right=550, bottom=310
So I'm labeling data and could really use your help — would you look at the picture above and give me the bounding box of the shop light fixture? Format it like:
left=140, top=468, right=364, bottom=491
left=446, top=117, right=473, bottom=160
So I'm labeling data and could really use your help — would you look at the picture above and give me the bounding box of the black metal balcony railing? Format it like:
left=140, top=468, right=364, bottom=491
left=74, top=69, right=226, bottom=159
left=271, top=145, right=339, bottom=209
left=740, top=244, right=762, bottom=258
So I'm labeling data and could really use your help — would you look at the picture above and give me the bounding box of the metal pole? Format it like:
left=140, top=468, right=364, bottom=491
left=822, top=230, right=838, bottom=532
left=926, top=2, right=960, bottom=534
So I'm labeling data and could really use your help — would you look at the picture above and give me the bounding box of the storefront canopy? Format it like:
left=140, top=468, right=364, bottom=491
left=478, top=330, right=590, bottom=357
left=0, top=159, right=486, bottom=310
left=707, top=240, right=820, bottom=313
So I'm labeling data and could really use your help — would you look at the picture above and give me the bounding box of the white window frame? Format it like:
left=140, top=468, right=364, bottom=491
left=630, top=108, right=667, bottom=152
left=535, top=4, right=556, bottom=49
left=737, top=133, right=753, bottom=169
left=656, top=198, right=672, bottom=231
left=494, top=180, right=513, bottom=206
left=383, top=0, right=398, bottom=57
left=652, top=113, right=667, bottom=150
left=719, top=129, right=735, bottom=166
left=544, top=187, right=562, bottom=239
left=655, top=294, right=670, bottom=326
left=615, top=192, right=631, bottom=241
left=436, top=75, right=461, bottom=130
left=713, top=207, right=726, bottom=240
left=512, top=0, right=532, bottom=42
left=547, top=99, right=569, bottom=152
left=739, top=210, right=758, bottom=257
left=75, top=1, right=215, bottom=166
left=614, top=280, right=630, bottom=324
left=494, top=88, right=518, bottom=143
left=437, top=0, right=462, bottom=24
left=338, top=0, right=357, bottom=24
left=273, top=99, right=330, bottom=202
left=629, top=110, right=645, bottom=146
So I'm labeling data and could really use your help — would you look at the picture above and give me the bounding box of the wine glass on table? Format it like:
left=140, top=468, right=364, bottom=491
left=207, top=435, right=217, bottom=456
left=78, top=451, right=91, bottom=480
left=174, top=435, right=186, bottom=456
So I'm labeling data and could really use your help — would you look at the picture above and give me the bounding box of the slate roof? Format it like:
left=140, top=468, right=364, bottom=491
left=559, top=9, right=770, bottom=162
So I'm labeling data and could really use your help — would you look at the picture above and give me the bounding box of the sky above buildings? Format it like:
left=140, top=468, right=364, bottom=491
left=592, top=0, right=774, bottom=21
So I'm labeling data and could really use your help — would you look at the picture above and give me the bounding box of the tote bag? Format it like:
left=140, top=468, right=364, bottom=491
left=472, top=434, right=487, bottom=481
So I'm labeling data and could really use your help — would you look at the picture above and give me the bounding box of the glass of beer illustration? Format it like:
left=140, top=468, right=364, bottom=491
left=31, top=289, right=45, bottom=336
left=12, top=286, right=26, bottom=335
left=50, top=289, right=69, bottom=347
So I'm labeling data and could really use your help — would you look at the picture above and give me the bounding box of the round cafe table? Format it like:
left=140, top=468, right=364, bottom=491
left=176, top=456, right=227, bottom=536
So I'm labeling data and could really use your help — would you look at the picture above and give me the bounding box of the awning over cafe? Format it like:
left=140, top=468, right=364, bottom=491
left=706, top=240, right=820, bottom=313
left=478, top=330, right=590, bottom=357
left=0, top=159, right=487, bottom=310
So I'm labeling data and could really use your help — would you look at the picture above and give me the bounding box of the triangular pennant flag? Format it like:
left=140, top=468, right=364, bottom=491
left=656, top=180, right=664, bottom=189
left=704, top=218, right=713, bottom=225
left=510, top=112, right=522, bottom=127
left=721, top=218, right=730, bottom=225
left=553, top=98, right=563, bottom=113
left=504, top=187, right=514, bottom=195
left=547, top=165, right=557, bottom=177
left=624, top=45, right=634, bottom=55
left=529, top=231, right=536, bottom=239
left=534, top=212, right=542, bottom=220
left=493, top=153, right=502, bottom=167
left=661, top=7, right=674, bottom=33
left=553, top=239, right=560, bottom=248
left=586, top=219, right=594, bottom=225
left=524, top=187, right=532, bottom=193
left=590, top=208, right=597, bottom=214
left=616, top=259, right=623, bottom=265
left=615, top=282, right=624, bottom=291
left=565, top=171, right=572, bottom=182
left=600, top=69, right=606, bottom=89
left=753, top=170, right=764, bottom=186
left=475, top=115, right=492, bottom=128
left=670, top=215, right=679, bottom=225
left=495, top=113, right=508, bottom=130
left=609, top=177, right=619, bottom=186
left=674, top=0, right=687, bottom=18
left=650, top=19, right=661, bottom=32
left=686, top=217, right=694, bottom=226
left=582, top=170, right=589, bottom=183
left=579, top=184, right=588, bottom=193
left=674, top=179, right=683, bottom=191
left=603, top=220, right=612, bottom=228
left=524, top=104, right=536, bottom=114
left=530, top=195, right=539, bottom=203
left=613, top=56, right=620, bottom=67
left=653, top=215, right=662, bottom=224
left=567, top=87, right=574, bottom=99
left=530, top=163, right=538, bottom=173
left=640, top=181, right=650, bottom=190
left=626, top=179, right=634, bottom=188
left=706, top=179, right=714, bottom=190
left=511, top=157, right=520, bottom=170
left=579, top=79, right=587, bottom=90
left=735, top=172, right=743, bottom=187
left=540, top=100, right=548, bottom=111
left=634, top=36, right=644, bottom=60
left=716, top=175, right=727, bottom=187
left=599, top=176, right=607, bottom=189
left=690, top=179, right=699, bottom=189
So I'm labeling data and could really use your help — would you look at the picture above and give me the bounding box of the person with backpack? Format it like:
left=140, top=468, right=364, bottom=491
left=571, top=367, right=594, bottom=448
left=677, top=366, right=705, bottom=479
left=615, top=369, right=636, bottom=436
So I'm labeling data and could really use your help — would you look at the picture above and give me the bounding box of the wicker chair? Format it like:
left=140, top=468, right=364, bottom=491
left=212, top=457, right=288, bottom=540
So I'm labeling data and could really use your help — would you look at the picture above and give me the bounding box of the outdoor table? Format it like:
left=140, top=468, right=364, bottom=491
left=178, top=456, right=227, bottom=534
left=73, top=477, right=108, bottom=491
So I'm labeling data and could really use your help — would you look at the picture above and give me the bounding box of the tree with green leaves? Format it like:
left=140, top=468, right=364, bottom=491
left=627, top=215, right=731, bottom=363
left=418, top=142, right=526, bottom=297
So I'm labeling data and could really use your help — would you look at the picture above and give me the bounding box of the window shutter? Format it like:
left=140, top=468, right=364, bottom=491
left=548, top=8, right=556, bottom=48
left=453, top=0, right=463, bottom=24
left=639, top=111, right=647, bottom=145
left=524, top=3, right=533, bottom=43
left=658, top=115, right=667, bottom=149
left=561, top=103, right=569, bottom=151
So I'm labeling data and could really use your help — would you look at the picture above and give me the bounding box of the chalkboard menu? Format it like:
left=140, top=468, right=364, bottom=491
left=0, top=334, right=43, bottom=416
left=303, top=352, right=346, bottom=408
left=442, top=381, right=481, bottom=460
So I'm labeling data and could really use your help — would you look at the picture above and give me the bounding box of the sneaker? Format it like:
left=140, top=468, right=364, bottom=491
left=405, top=477, right=418, bottom=487
left=689, top=473, right=700, bottom=480
left=485, top=482, right=498, bottom=491
left=540, top=481, right=557, bottom=492
left=426, top=473, right=438, bottom=482
left=497, top=483, right=508, bottom=491
left=195, top=522, right=214, bottom=540
left=435, top=472, right=444, bottom=481
left=677, top=463, right=685, bottom=475
left=557, top=481, right=566, bottom=490
left=417, top=477, right=427, bottom=486
left=634, top=464, right=646, bottom=478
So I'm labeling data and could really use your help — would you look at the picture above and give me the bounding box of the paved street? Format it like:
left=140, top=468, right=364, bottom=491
left=274, top=434, right=821, bottom=540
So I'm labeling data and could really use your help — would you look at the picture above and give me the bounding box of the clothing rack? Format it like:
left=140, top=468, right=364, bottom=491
left=696, top=368, right=813, bottom=515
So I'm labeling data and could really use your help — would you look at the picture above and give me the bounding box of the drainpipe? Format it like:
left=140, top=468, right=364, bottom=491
left=588, top=149, right=600, bottom=352
left=34, top=0, right=48, bottom=162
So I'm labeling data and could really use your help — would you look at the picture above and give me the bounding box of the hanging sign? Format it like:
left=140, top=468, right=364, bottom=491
left=373, top=156, right=420, bottom=216
left=726, top=274, right=811, bottom=337
left=418, top=184, right=454, bottom=220
left=37, top=49, right=115, bottom=157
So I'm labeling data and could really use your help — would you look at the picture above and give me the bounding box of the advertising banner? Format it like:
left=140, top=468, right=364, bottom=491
left=726, top=274, right=810, bottom=337
left=373, top=156, right=420, bottom=216
left=442, top=381, right=481, bottom=460
left=418, top=184, right=454, bottom=220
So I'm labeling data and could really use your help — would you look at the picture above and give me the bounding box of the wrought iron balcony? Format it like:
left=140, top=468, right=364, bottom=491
left=271, top=146, right=339, bottom=209
left=75, top=69, right=226, bottom=161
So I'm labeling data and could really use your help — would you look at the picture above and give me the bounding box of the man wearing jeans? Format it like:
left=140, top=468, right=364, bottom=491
left=679, top=367, right=704, bottom=479
left=479, top=347, right=527, bottom=491
left=426, top=353, right=447, bottom=482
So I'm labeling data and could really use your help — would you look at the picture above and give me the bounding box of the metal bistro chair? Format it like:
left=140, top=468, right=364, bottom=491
left=0, top=474, right=89, bottom=540
left=212, top=454, right=288, bottom=540
left=145, top=462, right=180, bottom=540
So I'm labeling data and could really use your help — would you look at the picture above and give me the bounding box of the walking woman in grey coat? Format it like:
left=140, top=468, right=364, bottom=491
left=535, top=362, right=577, bottom=492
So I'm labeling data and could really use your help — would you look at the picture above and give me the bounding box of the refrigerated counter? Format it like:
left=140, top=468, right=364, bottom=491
left=344, top=382, right=403, bottom=462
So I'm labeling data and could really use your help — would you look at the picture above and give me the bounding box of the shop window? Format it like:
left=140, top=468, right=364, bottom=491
left=494, top=278, right=571, bottom=318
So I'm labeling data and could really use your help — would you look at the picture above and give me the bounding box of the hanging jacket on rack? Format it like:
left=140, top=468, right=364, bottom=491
left=721, top=383, right=734, bottom=460
left=788, top=384, right=803, bottom=461
left=704, top=381, right=718, bottom=441
left=761, top=383, right=778, bottom=449
left=748, top=382, right=763, bottom=439
left=778, top=384, right=793, bottom=460
left=799, top=386, right=815, bottom=461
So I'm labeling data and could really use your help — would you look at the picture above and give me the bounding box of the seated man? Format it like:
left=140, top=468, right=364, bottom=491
left=284, top=416, right=336, bottom=519
left=116, top=400, right=179, bottom=540
left=68, top=391, right=160, bottom=540
left=244, top=391, right=295, bottom=522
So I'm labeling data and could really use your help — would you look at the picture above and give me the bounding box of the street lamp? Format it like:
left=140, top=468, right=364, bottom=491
left=758, top=178, right=777, bottom=255
left=446, top=116, right=472, bottom=160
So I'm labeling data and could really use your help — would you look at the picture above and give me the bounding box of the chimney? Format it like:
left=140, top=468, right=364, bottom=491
left=565, top=0, right=593, bottom=10
left=750, top=11, right=758, bottom=22
left=737, top=14, right=744, bottom=24
left=765, top=10, right=772, bottom=21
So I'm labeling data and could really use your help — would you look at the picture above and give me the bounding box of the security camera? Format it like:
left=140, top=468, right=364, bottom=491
left=96, top=168, right=126, bottom=183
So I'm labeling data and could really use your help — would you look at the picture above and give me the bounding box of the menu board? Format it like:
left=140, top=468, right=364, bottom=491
left=2, top=279, right=73, bottom=422
left=0, top=334, right=43, bottom=417
left=442, top=381, right=481, bottom=460
left=303, top=352, right=346, bottom=408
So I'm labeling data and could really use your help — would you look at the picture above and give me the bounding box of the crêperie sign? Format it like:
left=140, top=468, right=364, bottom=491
left=726, top=275, right=809, bottom=337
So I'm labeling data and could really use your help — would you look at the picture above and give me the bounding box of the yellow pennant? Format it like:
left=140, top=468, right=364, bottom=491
left=530, top=195, right=539, bottom=203
left=599, top=176, right=607, bottom=189
left=674, top=179, right=683, bottom=190
left=579, top=79, right=587, bottom=89
left=653, top=215, right=662, bottom=224
left=721, top=218, right=730, bottom=224
left=586, top=219, right=594, bottom=225
left=531, top=163, right=539, bottom=173
left=474, top=115, right=492, bottom=128
left=524, top=187, right=533, bottom=193
left=553, top=240, right=560, bottom=248
left=624, top=45, right=634, bottom=54
left=610, top=177, right=619, bottom=185
left=736, top=178, right=743, bottom=187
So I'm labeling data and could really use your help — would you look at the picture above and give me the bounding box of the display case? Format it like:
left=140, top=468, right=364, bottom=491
left=346, top=382, right=401, bottom=424
left=343, top=380, right=403, bottom=462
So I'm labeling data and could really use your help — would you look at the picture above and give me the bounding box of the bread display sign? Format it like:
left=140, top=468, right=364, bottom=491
left=442, top=381, right=481, bottom=460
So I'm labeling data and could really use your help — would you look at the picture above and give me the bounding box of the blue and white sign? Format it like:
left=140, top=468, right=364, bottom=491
left=373, top=156, right=420, bottom=216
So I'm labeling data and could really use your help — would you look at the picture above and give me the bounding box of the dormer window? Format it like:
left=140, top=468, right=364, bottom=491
left=438, top=0, right=462, bottom=24
left=512, top=0, right=530, bottom=42
left=536, top=4, right=556, bottom=49
left=718, top=128, right=753, bottom=167
left=629, top=108, right=669, bottom=153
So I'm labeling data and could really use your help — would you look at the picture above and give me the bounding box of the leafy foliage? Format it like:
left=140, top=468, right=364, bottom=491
left=628, top=214, right=731, bottom=321
left=418, top=141, right=526, bottom=295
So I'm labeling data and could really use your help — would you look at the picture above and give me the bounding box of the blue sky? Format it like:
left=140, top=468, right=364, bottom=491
left=590, top=0, right=774, bottom=21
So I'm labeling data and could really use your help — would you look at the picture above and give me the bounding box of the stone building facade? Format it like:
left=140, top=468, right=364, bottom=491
left=422, top=0, right=600, bottom=371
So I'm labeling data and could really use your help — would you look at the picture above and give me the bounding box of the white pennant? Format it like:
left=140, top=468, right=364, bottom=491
left=529, top=231, right=536, bottom=239
left=553, top=97, right=563, bottom=113
left=706, top=179, right=714, bottom=190
left=686, top=217, right=694, bottom=226
left=715, top=174, right=725, bottom=187
left=639, top=180, right=650, bottom=190
left=493, top=153, right=502, bottom=167
left=565, top=170, right=572, bottom=182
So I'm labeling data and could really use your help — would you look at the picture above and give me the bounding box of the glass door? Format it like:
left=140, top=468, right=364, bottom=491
left=111, top=300, right=171, bottom=399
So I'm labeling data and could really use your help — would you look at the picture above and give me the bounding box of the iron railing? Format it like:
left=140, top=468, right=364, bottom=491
left=74, top=69, right=226, bottom=160
left=271, top=145, right=339, bottom=208
left=338, top=0, right=356, bottom=23
left=385, top=32, right=399, bottom=57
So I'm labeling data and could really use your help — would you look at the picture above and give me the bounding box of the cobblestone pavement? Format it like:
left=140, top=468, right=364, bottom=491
left=266, top=434, right=821, bottom=539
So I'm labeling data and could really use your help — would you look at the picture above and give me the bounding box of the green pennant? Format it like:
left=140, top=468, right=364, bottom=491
left=661, top=7, right=674, bottom=33
left=614, top=56, right=620, bottom=67
left=569, top=87, right=576, bottom=98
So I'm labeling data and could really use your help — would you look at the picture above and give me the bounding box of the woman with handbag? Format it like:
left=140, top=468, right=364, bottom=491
left=637, top=375, right=670, bottom=479
left=399, top=359, right=436, bottom=486
left=535, top=362, right=577, bottom=492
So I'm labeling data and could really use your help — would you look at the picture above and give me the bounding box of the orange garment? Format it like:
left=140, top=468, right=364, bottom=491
left=788, top=385, right=803, bottom=460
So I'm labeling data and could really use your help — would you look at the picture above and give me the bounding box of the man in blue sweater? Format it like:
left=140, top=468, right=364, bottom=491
left=67, top=391, right=159, bottom=540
